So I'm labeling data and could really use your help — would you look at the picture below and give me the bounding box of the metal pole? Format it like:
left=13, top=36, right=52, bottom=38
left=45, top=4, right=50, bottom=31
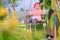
left=54, top=0, right=58, bottom=40
left=35, top=24, right=36, bottom=32
left=30, top=23, right=31, bottom=30
left=29, top=0, right=32, bottom=11
left=54, top=16, right=57, bottom=40
left=29, top=0, right=32, bottom=30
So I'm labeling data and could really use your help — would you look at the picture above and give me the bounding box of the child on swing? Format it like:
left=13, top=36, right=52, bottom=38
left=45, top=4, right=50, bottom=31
left=28, top=2, right=44, bottom=24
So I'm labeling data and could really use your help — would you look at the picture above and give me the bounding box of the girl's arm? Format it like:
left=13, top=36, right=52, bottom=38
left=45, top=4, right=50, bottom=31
left=40, top=9, right=45, bottom=15
left=28, top=11, right=33, bottom=18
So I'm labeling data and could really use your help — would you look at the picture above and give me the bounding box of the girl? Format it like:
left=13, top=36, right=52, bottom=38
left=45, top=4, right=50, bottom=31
left=29, top=2, right=44, bottom=24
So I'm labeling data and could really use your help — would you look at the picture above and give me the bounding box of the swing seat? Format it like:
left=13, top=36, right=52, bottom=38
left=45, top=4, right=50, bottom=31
left=25, top=15, right=47, bottom=32
left=28, top=15, right=45, bottom=23
left=29, top=20, right=45, bottom=23
left=37, top=20, right=45, bottom=23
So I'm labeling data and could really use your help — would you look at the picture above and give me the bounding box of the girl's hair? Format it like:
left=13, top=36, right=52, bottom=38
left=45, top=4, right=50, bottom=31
left=34, top=2, right=41, bottom=8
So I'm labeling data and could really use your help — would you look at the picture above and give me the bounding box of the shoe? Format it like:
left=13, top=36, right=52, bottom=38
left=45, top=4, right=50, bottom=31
left=47, top=35, right=49, bottom=38
left=48, top=36, right=51, bottom=40
left=50, top=36, right=54, bottom=38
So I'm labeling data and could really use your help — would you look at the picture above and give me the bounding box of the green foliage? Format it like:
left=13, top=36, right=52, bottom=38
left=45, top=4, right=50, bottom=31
left=32, top=31, right=46, bottom=40
left=39, top=0, right=43, bottom=3
left=0, top=24, right=46, bottom=40
left=45, top=0, right=51, bottom=9
left=0, top=0, right=6, bottom=7
left=36, top=24, right=44, bottom=30
left=20, top=8, right=24, bottom=11
left=8, top=0, right=16, bottom=4
left=57, top=26, right=60, bottom=40
left=0, top=16, right=7, bottom=21
left=39, top=0, right=51, bottom=9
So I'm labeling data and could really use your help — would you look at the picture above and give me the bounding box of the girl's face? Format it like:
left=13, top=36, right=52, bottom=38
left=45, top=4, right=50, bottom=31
left=35, top=4, right=40, bottom=9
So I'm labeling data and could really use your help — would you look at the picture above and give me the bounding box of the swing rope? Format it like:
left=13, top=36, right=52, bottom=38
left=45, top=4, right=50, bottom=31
left=54, top=0, right=58, bottom=40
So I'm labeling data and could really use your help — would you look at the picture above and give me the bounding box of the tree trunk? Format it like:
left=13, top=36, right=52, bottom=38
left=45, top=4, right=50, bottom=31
left=12, top=4, right=15, bottom=11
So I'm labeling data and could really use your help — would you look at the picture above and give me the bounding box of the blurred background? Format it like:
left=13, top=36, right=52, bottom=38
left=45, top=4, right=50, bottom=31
left=0, top=0, right=60, bottom=40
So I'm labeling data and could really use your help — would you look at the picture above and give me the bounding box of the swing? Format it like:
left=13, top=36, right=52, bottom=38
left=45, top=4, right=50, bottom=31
left=25, top=2, right=47, bottom=32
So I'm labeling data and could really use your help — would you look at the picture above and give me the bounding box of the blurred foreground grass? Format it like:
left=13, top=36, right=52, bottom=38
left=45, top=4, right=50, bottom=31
left=0, top=22, right=46, bottom=40
left=1, top=7, right=60, bottom=40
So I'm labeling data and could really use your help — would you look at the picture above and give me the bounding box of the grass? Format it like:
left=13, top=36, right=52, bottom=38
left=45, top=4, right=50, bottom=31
left=0, top=23, right=46, bottom=40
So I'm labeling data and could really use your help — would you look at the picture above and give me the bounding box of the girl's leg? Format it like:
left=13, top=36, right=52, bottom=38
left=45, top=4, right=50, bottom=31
left=33, top=18, right=38, bottom=32
left=29, top=18, right=33, bottom=23
left=29, top=18, right=33, bottom=30
left=33, top=18, right=38, bottom=24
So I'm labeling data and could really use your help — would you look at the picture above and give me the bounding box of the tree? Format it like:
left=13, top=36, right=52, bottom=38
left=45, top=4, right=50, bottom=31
left=0, top=0, right=6, bottom=7
left=39, top=0, right=51, bottom=9
left=20, top=8, right=24, bottom=11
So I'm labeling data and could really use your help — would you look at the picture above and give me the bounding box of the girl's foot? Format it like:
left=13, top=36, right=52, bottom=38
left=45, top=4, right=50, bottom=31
left=48, top=36, right=51, bottom=40
left=50, top=35, right=54, bottom=38
left=46, top=35, right=51, bottom=40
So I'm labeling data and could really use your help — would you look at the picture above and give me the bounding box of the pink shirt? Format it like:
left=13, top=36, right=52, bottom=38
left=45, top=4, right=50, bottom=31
left=29, top=9, right=43, bottom=21
left=32, top=9, right=42, bottom=16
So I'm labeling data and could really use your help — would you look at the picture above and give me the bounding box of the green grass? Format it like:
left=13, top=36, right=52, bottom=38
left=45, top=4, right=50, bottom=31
left=0, top=24, right=46, bottom=40
left=32, top=30, right=46, bottom=40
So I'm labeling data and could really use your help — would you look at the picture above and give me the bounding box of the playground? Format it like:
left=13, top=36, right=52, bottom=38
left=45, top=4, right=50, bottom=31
left=0, top=0, right=60, bottom=40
